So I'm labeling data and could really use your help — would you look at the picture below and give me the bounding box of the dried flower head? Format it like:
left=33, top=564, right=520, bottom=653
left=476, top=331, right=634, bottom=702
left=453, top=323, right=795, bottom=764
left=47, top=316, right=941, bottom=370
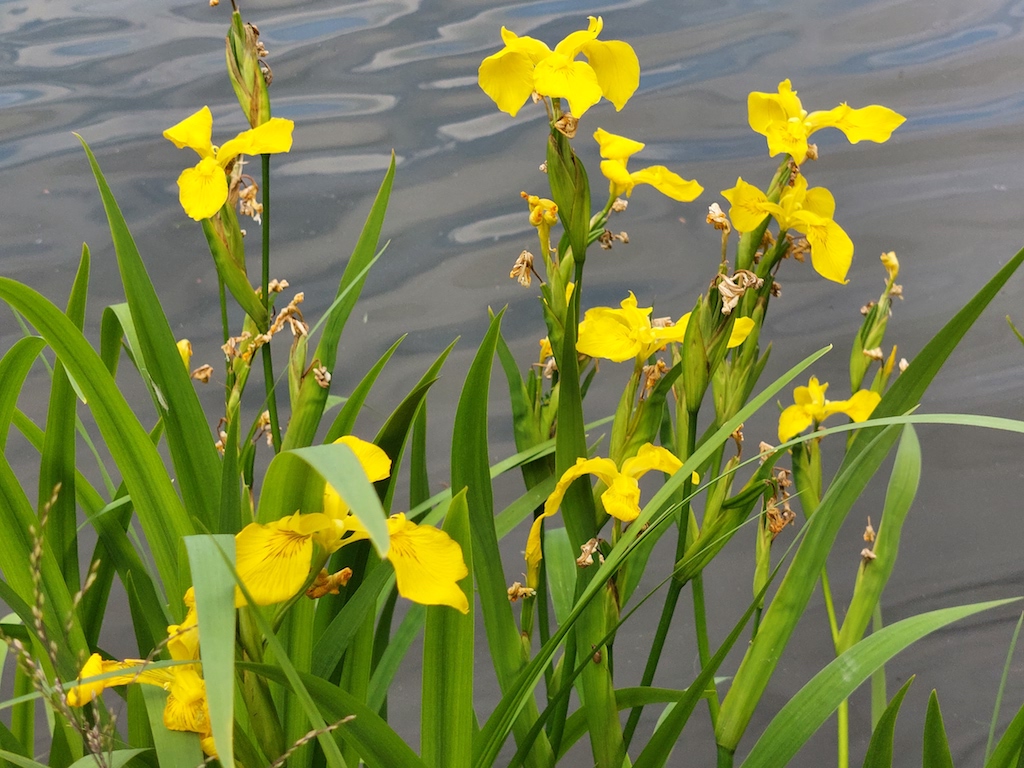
left=611, top=197, right=628, bottom=212
left=507, top=582, right=536, bottom=602
left=554, top=114, right=579, bottom=139
left=899, top=357, right=909, bottom=373
left=861, top=548, right=877, bottom=563
left=863, top=517, right=876, bottom=543
left=510, top=250, right=537, bottom=286
left=305, top=568, right=353, bottom=599
left=716, top=269, right=763, bottom=315
left=313, top=365, right=331, bottom=389
left=862, top=347, right=884, bottom=361
left=706, top=202, right=731, bottom=233
left=641, top=359, right=668, bottom=400
left=577, top=538, right=604, bottom=568
left=191, top=365, right=214, bottom=383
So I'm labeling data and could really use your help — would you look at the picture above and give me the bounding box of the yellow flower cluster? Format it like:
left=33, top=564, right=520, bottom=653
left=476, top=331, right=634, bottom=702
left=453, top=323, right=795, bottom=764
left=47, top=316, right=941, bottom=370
left=778, top=376, right=881, bottom=443
left=478, top=16, right=639, bottom=118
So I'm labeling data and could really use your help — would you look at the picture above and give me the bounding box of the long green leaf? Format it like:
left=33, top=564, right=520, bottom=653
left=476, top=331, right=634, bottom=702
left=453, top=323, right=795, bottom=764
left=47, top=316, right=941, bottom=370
left=240, top=662, right=426, bottom=768
left=67, top=750, right=149, bottom=768
left=987, top=700, right=1024, bottom=768
left=79, top=137, right=221, bottom=533
left=739, top=599, right=1019, bottom=768
left=861, top=677, right=915, bottom=768
left=185, top=535, right=236, bottom=768
left=38, top=245, right=89, bottom=592
left=987, top=613, right=1024, bottom=762
left=421, top=490, right=473, bottom=768
left=141, top=684, right=203, bottom=768
left=0, top=337, right=45, bottom=451
left=0, top=278, right=192, bottom=604
left=325, top=335, right=406, bottom=441
left=838, top=425, right=921, bottom=651
left=923, top=690, right=955, bottom=768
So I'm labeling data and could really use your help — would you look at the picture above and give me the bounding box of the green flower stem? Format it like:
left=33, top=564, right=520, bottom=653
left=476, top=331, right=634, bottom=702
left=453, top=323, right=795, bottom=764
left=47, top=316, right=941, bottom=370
left=693, top=571, right=721, bottom=726
left=261, top=153, right=282, bottom=453
left=623, top=407, right=700, bottom=747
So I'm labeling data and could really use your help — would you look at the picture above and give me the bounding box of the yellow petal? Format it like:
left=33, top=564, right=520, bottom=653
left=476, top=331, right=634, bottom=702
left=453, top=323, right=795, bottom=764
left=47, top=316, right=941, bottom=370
left=792, top=211, right=853, bottom=284
left=176, top=339, right=192, bottom=371
left=386, top=514, right=469, bottom=613
left=323, top=436, right=393, bottom=519
left=577, top=305, right=641, bottom=362
left=727, top=317, right=755, bottom=348
left=478, top=29, right=551, bottom=117
left=218, top=118, right=294, bottom=165
left=748, top=79, right=803, bottom=135
left=620, top=443, right=682, bottom=479
left=533, top=54, right=602, bottom=117
left=163, top=106, right=214, bottom=158
left=764, top=121, right=810, bottom=163
left=823, top=389, right=881, bottom=423
left=554, top=16, right=602, bottom=57
left=801, top=184, right=837, bottom=221
left=163, top=667, right=209, bottom=734
left=628, top=165, right=704, bottom=202
left=599, top=474, right=642, bottom=522
left=66, top=654, right=173, bottom=706
left=234, top=513, right=331, bottom=605
left=778, top=404, right=814, bottom=443
left=599, top=159, right=634, bottom=197
left=176, top=157, right=228, bottom=221
left=593, top=128, right=645, bottom=162
left=806, top=103, right=905, bottom=145
left=582, top=38, right=640, bottom=111
left=721, top=178, right=782, bottom=233
left=167, top=606, right=200, bottom=662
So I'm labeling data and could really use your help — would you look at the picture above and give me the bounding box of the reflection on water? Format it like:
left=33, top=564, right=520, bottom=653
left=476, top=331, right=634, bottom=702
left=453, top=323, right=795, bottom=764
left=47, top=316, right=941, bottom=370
left=3, top=0, right=1024, bottom=764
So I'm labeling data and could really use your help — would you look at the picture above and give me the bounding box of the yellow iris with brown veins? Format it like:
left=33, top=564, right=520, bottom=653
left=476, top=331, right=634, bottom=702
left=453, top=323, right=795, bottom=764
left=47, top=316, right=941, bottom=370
left=234, top=436, right=470, bottom=613
left=594, top=128, right=703, bottom=202
left=478, top=16, right=640, bottom=118
left=577, top=292, right=754, bottom=364
left=163, top=106, right=293, bottom=221
left=748, top=79, right=905, bottom=164
left=778, top=376, right=881, bottom=443
left=722, top=175, right=854, bottom=284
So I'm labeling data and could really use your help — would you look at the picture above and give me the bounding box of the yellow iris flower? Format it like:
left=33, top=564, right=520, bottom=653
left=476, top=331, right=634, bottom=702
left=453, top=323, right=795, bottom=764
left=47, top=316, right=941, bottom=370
left=234, top=436, right=469, bottom=612
left=68, top=590, right=217, bottom=756
left=576, top=292, right=754, bottom=363
left=163, top=106, right=294, bottom=221
left=721, top=175, right=854, bottom=284
left=594, top=128, right=703, bottom=202
left=777, top=376, right=881, bottom=442
left=478, top=16, right=639, bottom=118
left=749, top=79, right=905, bottom=164
left=525, top=444, right=681, bottom=570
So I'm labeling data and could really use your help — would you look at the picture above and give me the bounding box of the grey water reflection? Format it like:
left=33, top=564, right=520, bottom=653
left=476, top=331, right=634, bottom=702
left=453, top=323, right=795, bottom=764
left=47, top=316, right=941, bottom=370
left=2, top=0, right=1024, bottom=764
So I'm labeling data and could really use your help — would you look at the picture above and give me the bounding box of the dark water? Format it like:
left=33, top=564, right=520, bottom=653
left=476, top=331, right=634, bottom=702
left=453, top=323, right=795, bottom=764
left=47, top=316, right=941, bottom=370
left=3, top=0, right=1024, bottom=764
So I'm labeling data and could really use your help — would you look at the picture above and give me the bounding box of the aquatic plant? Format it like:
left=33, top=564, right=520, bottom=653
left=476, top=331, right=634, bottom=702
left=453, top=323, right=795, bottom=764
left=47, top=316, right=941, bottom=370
left=0, top=5, right=1022, bottom=768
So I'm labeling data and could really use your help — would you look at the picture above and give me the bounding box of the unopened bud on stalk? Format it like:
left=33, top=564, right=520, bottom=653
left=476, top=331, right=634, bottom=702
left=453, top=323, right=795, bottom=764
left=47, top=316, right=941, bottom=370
left=226, top=11, right=272, bottom=128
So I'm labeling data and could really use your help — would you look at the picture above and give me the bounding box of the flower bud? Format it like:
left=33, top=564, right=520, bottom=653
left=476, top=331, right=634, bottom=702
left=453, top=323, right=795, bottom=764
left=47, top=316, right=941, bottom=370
left=226, top=12, right=272, bottom=128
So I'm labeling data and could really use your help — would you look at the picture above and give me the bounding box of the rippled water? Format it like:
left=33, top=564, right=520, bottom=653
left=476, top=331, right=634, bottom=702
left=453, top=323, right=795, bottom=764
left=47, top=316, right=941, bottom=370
left=3, top=0, right=1024, bottom=764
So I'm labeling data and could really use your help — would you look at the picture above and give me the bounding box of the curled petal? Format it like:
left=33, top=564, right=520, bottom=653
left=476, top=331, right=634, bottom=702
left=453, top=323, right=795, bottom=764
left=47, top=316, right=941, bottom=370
left=67, top=654, right=173, bottom=707
left=386, top=514, right=469, bottom=613
left=582, top=38, right=640, bottom=111
left=163, top=667, right=209, bottom=734
left=163, top=106, right=215, bottom=158
left=176, top=157, right=228, bottom=221
left=600, top=158, right=634, bottom=196
left=628, top=165, right=703, bottom=202
left=801, top=184, right=837, bottom=220
left=578, top=305, right=641, bottom=361
left=554, top=16, right=602, bottom=57
left=620, top=443, right=682, bottom=480
left=599, top=474, right=642, bottom=521
left=807, top=103, right=905, bottom=144
left=593, top=128, right=645, bottom=162
left=323, top=436, right=393, bottom=519
left=748, top=79, right=804, bottom=135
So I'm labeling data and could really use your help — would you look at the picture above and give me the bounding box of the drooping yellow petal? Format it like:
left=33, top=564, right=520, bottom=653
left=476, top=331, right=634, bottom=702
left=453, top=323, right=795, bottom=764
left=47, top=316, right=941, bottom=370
left=628, top=165, right=704, bottom=202
left=728, top=317, right=755, bottom=347
left=721, top=178, right=782, bottom=233
left=577, top=306, right=642, bottom=362
left=167, top=605, right=200, bottom=662
left=791, top=211, right=854, bottom=284
left=581, top=38, right=640, bottom=110
left=176, top=157, right=229, bottom=221
left=218, top=117, right=294, bottom=166
left=176, top=339, right=193, bottom=372
left=386, top=514, right=469, bottom=613
left=533, top=54, right=603, bottom=117
left=594, top=128, right=645, bottom=162
left=66, top=654, right=173, bottom=707
left=323, top=436, right=393, bottom=519
left=599, top=158, right=634, bottom=197
left=234, top=512, right=335, bottom=605
left=526, top=456, right=618, bottom=569
left=778, top=403, right=815, bottom=443
left=800, top=184, right=837, bottom=221
left=163, top=106, right=215, bottom=158
left=806, top=103, right=905, bottom=145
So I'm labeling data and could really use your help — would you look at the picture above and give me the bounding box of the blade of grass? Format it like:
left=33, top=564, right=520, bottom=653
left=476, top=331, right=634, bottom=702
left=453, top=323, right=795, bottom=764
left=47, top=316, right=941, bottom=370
left=860, top=677, right=915, bottom=768
left=987, top=613, right=1024, bottom=761
left=923, top=690, right=955, bottom=768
